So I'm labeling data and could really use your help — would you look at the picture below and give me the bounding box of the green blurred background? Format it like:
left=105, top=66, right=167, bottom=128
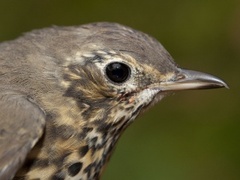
left=0, top=1, right=239, bottom=179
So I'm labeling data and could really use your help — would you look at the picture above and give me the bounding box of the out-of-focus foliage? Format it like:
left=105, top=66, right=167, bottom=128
left=0, top=1, right=239, bottom=179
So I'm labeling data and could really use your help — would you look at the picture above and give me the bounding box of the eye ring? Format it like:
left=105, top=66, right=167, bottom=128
left=105, top=62, right=131, bottom=84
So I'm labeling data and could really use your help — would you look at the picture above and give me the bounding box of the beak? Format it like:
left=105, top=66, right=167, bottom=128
left=159, top=68, right=228, bottom=91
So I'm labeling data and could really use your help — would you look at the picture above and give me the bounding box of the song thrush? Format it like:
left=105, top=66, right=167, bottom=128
left=0, top=22, right=227, bottom=180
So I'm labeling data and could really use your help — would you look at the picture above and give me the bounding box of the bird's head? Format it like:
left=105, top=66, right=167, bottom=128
left=8, top=22, right=228, bottom=180
left=43, top=22, right=228, bottom=134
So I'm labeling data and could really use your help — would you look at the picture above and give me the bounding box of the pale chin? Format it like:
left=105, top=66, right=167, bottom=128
left=151, top=91, right=171, bottom=106
left=139, top=91, right=171, bottom=114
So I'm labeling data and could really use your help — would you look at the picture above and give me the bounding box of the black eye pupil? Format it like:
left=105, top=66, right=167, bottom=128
left=106, top=62, right=131, bottom=83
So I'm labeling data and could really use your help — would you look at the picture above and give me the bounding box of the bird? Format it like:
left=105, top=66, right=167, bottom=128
left=0, top=22, right=227, bottom=180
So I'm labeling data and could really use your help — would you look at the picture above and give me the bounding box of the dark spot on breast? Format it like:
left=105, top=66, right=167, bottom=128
left=84, top=163, right=95, bottom=178
left=83, top=127, right=93, bottom=133
left=78, top=127, right=93, bottom=139
left=51, top=177, right=64, bottom=180
left=13, top=175, right=27, bottom=180
left=68, top=162, right=83, bottom=177
left=91, top=137, right=98, bottom=144
left=95, top=121, right=112, bottom=133
left=93, top=172, right=100, bottom=180
left=79, top=145, right=89, bottom=157
left=51, top=171, right=65, bottom=180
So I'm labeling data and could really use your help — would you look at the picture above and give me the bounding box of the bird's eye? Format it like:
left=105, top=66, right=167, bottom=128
left=105, top=62, right=131, bottom=83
